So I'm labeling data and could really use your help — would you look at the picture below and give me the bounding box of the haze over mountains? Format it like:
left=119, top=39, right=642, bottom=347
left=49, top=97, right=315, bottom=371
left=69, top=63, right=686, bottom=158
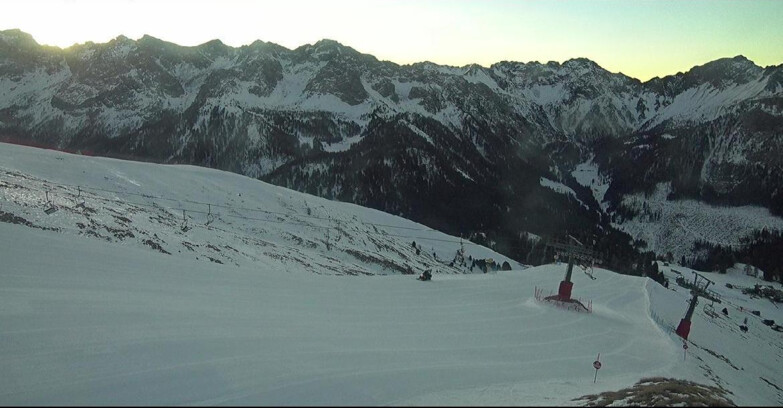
left=1, top=29, right=782, bottom=276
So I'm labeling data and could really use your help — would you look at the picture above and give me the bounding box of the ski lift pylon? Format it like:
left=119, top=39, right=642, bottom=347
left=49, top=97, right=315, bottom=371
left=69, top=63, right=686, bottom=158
left=75, top=186, right=86, bottom=209
left=205, top=204, right=214, bottom=226
left=676, top=271, right=715, bottom=340
left=181, top=209, right=191, bottom=232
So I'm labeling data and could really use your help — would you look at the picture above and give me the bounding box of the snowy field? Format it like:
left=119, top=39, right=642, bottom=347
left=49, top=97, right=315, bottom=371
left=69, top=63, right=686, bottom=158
left=569, top=159, right=783, bottom=265
left=571, top=157, right=610, bottom=210
left=1, top=143, right=783, bottom=405
left=0, top=224, right=686, bottom=406
left=0, top=143, right=517, bottom=277
left=612, top=182, right=783, bottom=263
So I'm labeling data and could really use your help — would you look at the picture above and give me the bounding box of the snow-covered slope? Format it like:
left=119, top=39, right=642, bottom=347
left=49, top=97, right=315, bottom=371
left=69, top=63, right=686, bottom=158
left=612, top=182, right=783, bottom=262
left=653, top=263, right=783, bottom=406
left=2, top=143, right=782, bottom=405
left=0, top=143, right=516, bottom=276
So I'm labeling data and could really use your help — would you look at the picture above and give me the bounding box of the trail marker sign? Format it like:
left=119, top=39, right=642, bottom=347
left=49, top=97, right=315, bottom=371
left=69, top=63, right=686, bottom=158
left=593, top=353, right=602, bottom=383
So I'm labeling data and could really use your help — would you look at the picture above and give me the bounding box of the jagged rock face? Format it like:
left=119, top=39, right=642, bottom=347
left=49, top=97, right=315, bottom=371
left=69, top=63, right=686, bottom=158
left=604, top=57, right=783, bottom=216
left=1, top=29, right=782, bottom=263
left=491, top=59, right=651, bottom=139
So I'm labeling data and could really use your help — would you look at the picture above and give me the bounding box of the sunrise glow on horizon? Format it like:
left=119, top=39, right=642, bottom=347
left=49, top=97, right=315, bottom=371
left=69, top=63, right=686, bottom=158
left=2, top=0, right=782, bottom=81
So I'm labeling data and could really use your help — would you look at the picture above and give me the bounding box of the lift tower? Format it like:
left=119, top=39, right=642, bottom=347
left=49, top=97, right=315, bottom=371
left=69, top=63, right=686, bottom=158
left=545, top=235, right=596, bottom=300
left=539, top=235, right=597, bottom=312
left=675, top=271, right=715, bottom=340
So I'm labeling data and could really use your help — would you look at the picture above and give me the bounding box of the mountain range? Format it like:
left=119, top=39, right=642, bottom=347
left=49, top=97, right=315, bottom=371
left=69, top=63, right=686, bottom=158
left=1, top=28, right=781, bottom=277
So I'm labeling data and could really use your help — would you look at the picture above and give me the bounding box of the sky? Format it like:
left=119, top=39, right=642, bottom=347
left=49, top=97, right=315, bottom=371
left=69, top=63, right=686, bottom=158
left=2, top=0, right=782, bottom=81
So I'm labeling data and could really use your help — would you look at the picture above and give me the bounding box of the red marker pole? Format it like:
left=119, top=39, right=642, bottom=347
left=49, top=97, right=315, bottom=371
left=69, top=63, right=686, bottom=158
left=593, top=353, right=602, bottom=383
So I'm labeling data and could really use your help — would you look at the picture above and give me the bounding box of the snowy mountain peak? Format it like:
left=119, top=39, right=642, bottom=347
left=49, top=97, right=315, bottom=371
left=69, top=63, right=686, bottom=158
left=298, top=39, right=350, bottom=58
left=562, top=57, right=603, bottom=70
left=0, top=28, right=39, bottom=48
left=463, top=63, right=486, bottom=72
left=196, top=38, right=231, bottom=56
left=244, top=39, right=288, bottom=53
left=136, top=34, right=179, bottom=48
left=0, top=29, right=781, bottom=276
left=109, top=34, right=135, bottom=47
left=687, top=54, right=762, bottom=86
left=312, top=38, right=346, bottom=48
left=646, top=55, right=765, bottom=96
left=138, top=34, right=161, bottom=42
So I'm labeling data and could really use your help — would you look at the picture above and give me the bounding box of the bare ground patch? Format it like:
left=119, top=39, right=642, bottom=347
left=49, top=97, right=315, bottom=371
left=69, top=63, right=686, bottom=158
left=143, top=239, right=171, bottom=255
left=574, top=377, right=735, bottom=407
left=345, top=248, right=409, bottom=274
left=0, top=210, right=60, bottom=231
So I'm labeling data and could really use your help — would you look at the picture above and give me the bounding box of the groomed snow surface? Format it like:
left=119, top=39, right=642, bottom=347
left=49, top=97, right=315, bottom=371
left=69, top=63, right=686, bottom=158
left=1, top=144, right=782, bottom=406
